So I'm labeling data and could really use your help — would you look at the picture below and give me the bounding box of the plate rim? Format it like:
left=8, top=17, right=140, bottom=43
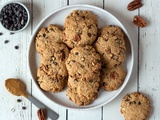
left=28, top=4, right=134, bottom=110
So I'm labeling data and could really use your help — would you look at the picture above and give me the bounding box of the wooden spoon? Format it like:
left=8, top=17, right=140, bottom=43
left=5, top=78, right=59, bottom=120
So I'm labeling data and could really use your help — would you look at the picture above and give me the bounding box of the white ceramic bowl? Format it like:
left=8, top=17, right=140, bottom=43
left=28, top=5, right=134, bottom=110
left=0, top=1, right=30, bottom=32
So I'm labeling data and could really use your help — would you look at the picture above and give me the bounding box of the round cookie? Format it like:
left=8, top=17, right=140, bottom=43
left=94, top=33, right=126, bottom=68
left=121, top=92, right=151, bottom=120
left=100, top=64, right=126, bottom=91
left=98, top=25, right=125, bottom=38
left=35, top=24, right=64, bottom=54
left=67, top=76, right=100, bottom=99
left=37, top=42, right=69, bottom=93
left=66, top=45, right=101, bottom=81
left=63, top=10, right=98, bottom=48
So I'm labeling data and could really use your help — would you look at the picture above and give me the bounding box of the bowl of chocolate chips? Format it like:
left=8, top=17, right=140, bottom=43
left=0, top=1, right=30, bottom=32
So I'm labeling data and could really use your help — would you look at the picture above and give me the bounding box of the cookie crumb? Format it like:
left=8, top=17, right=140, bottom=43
left=10, top=32, right=15, bottom=35
left=0, top=32, right=3, bottom=36
left=11, top=108, right=15, bottom=112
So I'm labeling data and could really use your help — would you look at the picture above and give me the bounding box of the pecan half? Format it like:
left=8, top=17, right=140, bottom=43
left=37, top=108, right=47, bottom=120
left=127, top=0, right=143, bottom=11
left=132, top=15, right=147, bottom=28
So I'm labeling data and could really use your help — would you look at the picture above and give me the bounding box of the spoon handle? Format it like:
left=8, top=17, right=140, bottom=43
left=28, top=95, right=59, bottom=120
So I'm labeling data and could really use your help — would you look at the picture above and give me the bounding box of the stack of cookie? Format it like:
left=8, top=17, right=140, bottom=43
left=63, top=10, right=101, bottom=105
left=94, top=25, right=126, bottom=91
left=35, top=10, right=127, bottom=106
left=35, top=24, right=69, bottom=93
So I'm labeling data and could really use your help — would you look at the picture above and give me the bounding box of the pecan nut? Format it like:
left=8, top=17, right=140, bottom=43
left=37, top=108, right=47, bottom=120
left=127, top=0, right=143, bottom=11
left=132, top=15, right=147, bottom=28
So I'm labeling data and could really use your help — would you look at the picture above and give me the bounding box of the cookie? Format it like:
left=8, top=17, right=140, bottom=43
left=98, top=25, right=125, bottom=38
left=66, top=45, right=101, bottom=81
left=121, top=92, right=151, bottom=120
left=68, top=76, right=100, bottom=97
left=94, top=32, right=126, bottom=68
left=37, top=42, right=69, bottom=93
left=66, top=76, right=100, bottom=106
left=63, top=10, right=98, bottom=48
left=35, top=24, right=63, bottom=54
left=100, top=64, right=126, bottom=91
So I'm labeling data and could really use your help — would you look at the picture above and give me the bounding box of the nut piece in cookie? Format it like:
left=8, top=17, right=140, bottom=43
left=101, top=64, right=126, bottom=91
left=121, top=92, right=151, bottom=120
left=63, top=10, right=98, bottom=48
left=35, top=24, right=64, bottom=54
left=37, top=42, right=69, bottom=93
left=66, top=45, right=101, bottom=81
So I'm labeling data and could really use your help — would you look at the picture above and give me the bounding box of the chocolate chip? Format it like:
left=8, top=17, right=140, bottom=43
left=17, top=99, right=22, bottom=102
left=87, top=33, right=92, bottom=37
left=53, top=62, right=58, bottom=65
left=14, top=45, right=19, bottom=49
left=43, top=33, right=46, bottom=37
left=60, top=50, right=65, bottom=61
left=138, top=101, right=141, bottom=105
left=22, top=106, right=26, bottom=110
left=75, top=52, right=79, bottom=55
left=10, top=32, right=15, bottom=35
left=0, top=3, right=28, bottom=31
left=4, top=40, right=9, bottom=44
left=80, top=65, right=84, bottom=68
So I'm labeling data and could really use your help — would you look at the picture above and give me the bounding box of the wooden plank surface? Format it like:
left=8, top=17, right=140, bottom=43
left=0, top=0, right=160, bottom=120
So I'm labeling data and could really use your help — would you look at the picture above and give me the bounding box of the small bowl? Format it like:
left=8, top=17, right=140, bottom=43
left=0, top=1, right=30, bottom=32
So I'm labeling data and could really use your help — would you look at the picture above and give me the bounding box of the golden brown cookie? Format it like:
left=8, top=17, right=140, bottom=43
left=66, top=76, right=100, bottom=106
left=35, top=24, right=63, bottom=54
left=94, top=30, right=126, bottom=68
left=66, top=45, right=101, bottom=81
left=100, top=64, right=126, bottom=91
left=37, top=42, right=69, bottom=93
left=63, top=10, right=98, bottom=48
left=121, top=92, right=151, bottom=120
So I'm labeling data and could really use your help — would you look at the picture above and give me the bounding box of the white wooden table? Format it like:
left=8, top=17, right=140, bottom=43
left=0, top=0, right=159, bottom=120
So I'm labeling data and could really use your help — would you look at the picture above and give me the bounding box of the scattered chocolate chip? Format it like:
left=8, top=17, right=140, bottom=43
left=14, top=45, right=19, bottom=49
left=10, top=32, right=15, bottom=35
left=4, top=40, right=9, bottom=44
left=0, top=32, right=3, bottom=36
left=22, top=106, right=26, bottom=110
left=17, top=99, right=22, bottom=102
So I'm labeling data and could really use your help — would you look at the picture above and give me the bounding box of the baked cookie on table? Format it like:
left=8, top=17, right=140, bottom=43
left=94, top=30, right=126, bottom=68
left=100, top=64, right=126, bottom=91
left=63, top=10, right=98, bottom=48
left=121, top=92, right=151, bottom=120
left=35, top=24, right=63, bottom=54
left=37, top=42, right=69, bottom=93
left=66, top=45, right=101, bottom=81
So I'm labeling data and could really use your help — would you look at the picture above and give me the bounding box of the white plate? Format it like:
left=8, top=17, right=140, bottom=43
left=28, top=4, right=134, bottom=110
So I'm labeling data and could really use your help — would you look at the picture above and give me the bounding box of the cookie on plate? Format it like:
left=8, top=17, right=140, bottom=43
left=37, top=42, right=69, bottom=93
left=67, top=76, right=100, bottom=98
left=100, top=64, right=126, bottom=91
left=94, top=31, right=126, bottom=68
left=121, top=92, right=151, bottom=120
left=66, top=45, right=101, bottom=81
left=35, top=24, right=64, bottom=54
left=66, top=76, right=100, bottom=106
left=63, top=10, right=98, bottom=48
